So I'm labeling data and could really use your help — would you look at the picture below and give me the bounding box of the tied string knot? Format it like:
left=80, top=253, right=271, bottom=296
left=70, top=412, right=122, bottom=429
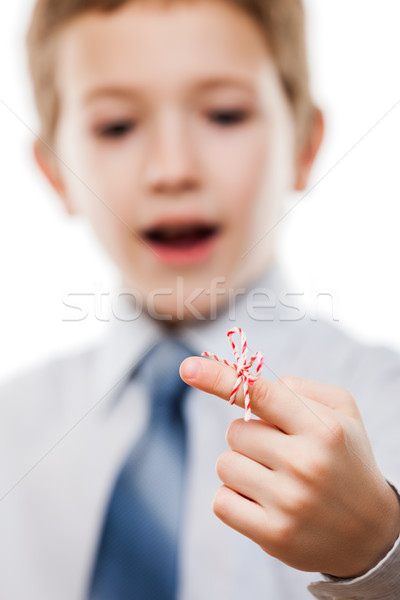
left=202, top=327, right=264, bottom=421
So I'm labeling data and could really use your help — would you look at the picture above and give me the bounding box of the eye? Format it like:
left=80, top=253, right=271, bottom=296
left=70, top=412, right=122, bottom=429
left=208, top=109, right=250, bottom=126
left=96, top=121, right=135, bottom=138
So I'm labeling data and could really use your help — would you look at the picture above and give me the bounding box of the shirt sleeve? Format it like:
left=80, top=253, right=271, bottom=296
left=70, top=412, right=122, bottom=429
left=307, top=482, right=400, bottom=600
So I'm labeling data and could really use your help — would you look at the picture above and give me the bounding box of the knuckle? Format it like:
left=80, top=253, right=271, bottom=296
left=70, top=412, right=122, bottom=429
left=212, top=365, right=226, bottom=396
left=305, top=456, right=328, bottom=481
left=343, top=389, right=356, bottom=406
left=213, top=487, right=229, bottom=520
left=290, top=450, right=329, bottom=484
left=251, top=379, right=277, bottom=412
left=269, top=514, right=297, bottom=547
left=319, top=417, right=346, bottom=448
left=225, top=418, right=244, bottom=448
left=277, top=374, right=297, bottom=390
left=249, top=379, right=266, bottom=412
left=342, top=389, right=360, bottom=415
left=215, top=450, right=234, bottom=481
left=282, top=485, right=313, bottom=516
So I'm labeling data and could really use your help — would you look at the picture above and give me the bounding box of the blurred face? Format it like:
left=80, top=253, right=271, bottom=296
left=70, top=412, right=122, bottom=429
left=49, top=0, right=298, bottom=321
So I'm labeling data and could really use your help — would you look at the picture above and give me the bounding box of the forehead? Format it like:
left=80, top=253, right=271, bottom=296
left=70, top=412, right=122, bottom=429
left=55, top=1, right=276, bottom=102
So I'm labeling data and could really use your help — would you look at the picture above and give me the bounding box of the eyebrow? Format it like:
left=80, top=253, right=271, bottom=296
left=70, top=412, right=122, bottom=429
left=83, top=76, right=257, bottom=104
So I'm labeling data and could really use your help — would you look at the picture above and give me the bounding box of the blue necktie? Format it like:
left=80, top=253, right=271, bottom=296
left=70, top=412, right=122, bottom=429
left=88, top=338, right=193, bottom=600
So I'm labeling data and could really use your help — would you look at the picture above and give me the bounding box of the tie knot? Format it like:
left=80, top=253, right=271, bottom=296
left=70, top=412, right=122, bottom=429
left=140, top=338, right=193, bottom=416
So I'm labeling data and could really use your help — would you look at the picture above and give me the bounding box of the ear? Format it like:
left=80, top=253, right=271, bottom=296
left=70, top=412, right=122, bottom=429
left=294, top=107, right=324, bottom=191
left=33, top=139, right=77, bottom=216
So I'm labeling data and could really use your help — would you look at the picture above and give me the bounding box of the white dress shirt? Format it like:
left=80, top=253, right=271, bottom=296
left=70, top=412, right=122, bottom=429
left=0, top=262, right=399, bottom=600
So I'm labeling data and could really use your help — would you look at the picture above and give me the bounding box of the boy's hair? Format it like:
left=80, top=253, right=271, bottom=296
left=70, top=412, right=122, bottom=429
left=26, top=0, right=316, bottom=149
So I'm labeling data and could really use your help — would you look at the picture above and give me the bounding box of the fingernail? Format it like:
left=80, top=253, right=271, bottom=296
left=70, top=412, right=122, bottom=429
left=180, top=357, right=200, bottom=380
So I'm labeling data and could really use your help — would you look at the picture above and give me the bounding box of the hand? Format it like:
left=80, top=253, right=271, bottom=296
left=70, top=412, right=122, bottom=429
left=180, top=357, right=400, bottom=577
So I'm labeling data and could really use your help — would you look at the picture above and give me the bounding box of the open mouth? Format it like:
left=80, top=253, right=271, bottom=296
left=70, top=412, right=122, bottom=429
left=141, top=221, right=220, bottom=266
left=143, top=223, right=219, bottom=249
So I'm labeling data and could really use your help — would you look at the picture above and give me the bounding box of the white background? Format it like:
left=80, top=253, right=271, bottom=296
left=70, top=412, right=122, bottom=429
left=1, top=0, right=400, bottom=382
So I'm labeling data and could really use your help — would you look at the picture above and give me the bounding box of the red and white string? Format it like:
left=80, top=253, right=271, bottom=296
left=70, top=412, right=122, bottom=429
left=202, top=327, right=264, bottom=421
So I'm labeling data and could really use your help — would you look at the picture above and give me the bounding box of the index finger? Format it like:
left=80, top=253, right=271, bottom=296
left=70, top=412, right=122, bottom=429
left=180, top=356, right=332, bottom=435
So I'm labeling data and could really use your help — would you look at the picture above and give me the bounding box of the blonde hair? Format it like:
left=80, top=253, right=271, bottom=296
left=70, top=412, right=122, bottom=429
left=26, top=0, right=316, bottom=147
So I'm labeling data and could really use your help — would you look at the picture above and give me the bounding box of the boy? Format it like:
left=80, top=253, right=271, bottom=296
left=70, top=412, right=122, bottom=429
left=1, top=0, right=399, bottom=598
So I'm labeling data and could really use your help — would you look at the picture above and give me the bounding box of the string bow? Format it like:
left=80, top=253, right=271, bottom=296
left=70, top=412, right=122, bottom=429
left=202, top=327, right=264, bottom=421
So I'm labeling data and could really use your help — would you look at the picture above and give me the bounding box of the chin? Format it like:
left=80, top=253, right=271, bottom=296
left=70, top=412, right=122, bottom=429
left=141, top=291, right=221, bottom=324
left=120, top=264, right=239, bottom=323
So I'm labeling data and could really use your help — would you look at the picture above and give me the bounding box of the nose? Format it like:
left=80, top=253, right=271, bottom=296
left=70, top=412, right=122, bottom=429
left=144, top=110, right=200, bottom=196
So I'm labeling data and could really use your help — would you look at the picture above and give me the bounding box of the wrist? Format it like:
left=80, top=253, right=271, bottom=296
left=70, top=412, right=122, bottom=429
left=327, top=480, right=400, bottom=579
